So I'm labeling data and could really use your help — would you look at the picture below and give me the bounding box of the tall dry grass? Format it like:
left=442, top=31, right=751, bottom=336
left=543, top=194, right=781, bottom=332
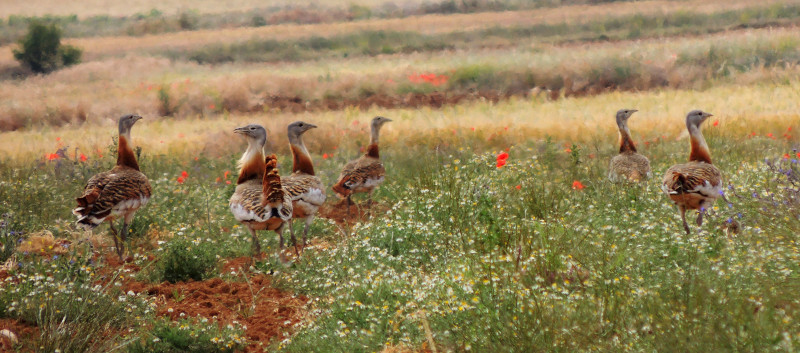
left=1, top=79, right=797, bottom=164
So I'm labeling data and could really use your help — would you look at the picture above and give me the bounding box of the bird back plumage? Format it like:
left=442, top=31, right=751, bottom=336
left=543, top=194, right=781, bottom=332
left=661, top=162, right=722, bottom=209
left=332, top=155, right=385, bottom=197
left=73, top=166, right=152, bottom=229
left=609, top=152, right=651, bottom=182
left=284, top=173, right=326, bottom=217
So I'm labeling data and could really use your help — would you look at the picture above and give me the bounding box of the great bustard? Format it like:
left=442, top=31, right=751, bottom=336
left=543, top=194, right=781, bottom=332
left=282, top=121, right=326, bottom=250
left=73, top=114, right=151, bottom=261
left=608, top=109, right=651, bottom=182
left=229, top=124, right=293, bottom=257
left=661, top=110, right=722, bottom=234
left=332, top=116, right=392, bottom=212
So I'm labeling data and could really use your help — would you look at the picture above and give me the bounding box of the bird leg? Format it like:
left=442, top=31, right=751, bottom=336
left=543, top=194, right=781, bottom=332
left=109, top=222, right=122, bottom=259
left=366, top=190, right=374, bottom=217
left=276, top=224, right=288, bottom=263
left=679, top=205, right=690, bottom=234
left=249, top=228, right=261, bottom=256
left=289, top=219, right=300, bottom=256
left=118, top=220, right=129, bottom=261
left=696, top=211, right=704, bottom=227
left=303, top=216, right=313, bottom=249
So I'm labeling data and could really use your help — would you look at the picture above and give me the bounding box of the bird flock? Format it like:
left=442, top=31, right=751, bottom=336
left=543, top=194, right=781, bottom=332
left=74, top=110, right=721, bottom=261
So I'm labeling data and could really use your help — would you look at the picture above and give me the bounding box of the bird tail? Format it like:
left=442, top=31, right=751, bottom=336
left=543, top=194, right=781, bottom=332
left=73, top=190, right=104, bottom=229
left=262, top=154, right=285, bottom=207
left=332, top=178, right=351, bottom=198
left=673, top=173, right=689, bottom=193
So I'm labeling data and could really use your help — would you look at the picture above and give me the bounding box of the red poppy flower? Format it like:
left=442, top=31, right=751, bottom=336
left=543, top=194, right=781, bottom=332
left=209, top=104, right=215, bottom=110
left=224, top=170, right=230, bottom=179
left=323, top=153, right=329, bottom=159
left=215, top=177, right=221, bottom=183
left=226, top=180, right=231, bottom=184
left=497, top=152, right=509, bottom=161
left=496, top=159, right=506, bottom=168
left=55, top=137, right=61, bottom=142
left=79, top=153, right=87, bottom=162
left=784, top=153, right=790, bottom=159
left=515, top=184, right=521, bottom=190
left=564, top=148, right=572, bottom=153
left=712, top=120, right=719, bottom=127
left=177, top=176, right=185, bottom=184
left=47, top=153, right=60, bottom=161
left=572, top=181, right=585, bottom=190
left=181, top=171, right=188, bottom=178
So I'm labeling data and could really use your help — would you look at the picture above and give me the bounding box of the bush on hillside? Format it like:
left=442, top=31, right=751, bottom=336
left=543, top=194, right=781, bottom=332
left=13, top=21, right=82, bottom=73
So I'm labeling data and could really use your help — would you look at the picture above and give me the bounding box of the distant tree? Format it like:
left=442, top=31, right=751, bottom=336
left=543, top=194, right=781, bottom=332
left=13, top=21, right=83, bottom=74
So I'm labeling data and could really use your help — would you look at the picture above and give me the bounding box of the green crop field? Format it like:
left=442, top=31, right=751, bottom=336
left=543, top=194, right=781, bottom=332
left=0, top=0, right=799, bottom=352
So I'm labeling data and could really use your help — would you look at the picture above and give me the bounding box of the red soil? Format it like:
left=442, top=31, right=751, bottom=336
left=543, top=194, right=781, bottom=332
left=319, top=198, right=389, bottom=226
left=0, top=318, right=37, bottom=353
left=124, top=275, right=307, bottom=352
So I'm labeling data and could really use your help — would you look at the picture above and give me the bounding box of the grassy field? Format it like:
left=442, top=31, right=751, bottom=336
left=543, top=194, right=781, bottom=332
left=1, top=0, right=800, bottom=352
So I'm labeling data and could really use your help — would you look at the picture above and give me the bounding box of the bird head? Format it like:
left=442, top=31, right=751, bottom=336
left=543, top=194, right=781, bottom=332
left=234, top=124, right=267, bottom=147
left=615, top=109, right=638, bottom=128
left=371, top=116, right=392, bottom=129
left=288, top=121, right=317, bottom=138
left=686, top=110, right=713, bottom=129
left=118, top=114, right=142, bottom=135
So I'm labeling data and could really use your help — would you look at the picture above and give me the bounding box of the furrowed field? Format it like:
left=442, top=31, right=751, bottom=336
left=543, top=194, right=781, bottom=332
left=1, top=0, right=799, bottom=352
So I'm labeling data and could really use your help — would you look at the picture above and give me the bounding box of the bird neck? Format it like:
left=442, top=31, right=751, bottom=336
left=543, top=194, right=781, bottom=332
left=688, top=125, right=712, bottom=164
left=290, top=140, right=315, bottom=175
left=618, top=124, right=637, bottom=153
left=367, top=125, right=381, bottom=158
left=116, top=133, right=140, bottom=170
left=237, top=141, right=265, bottom=184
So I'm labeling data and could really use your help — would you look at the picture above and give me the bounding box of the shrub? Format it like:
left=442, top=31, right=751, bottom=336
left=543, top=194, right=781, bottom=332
left=12, top=21, right=82, bottom=73
left=251, top=15, right=267, bottom=27
left=155, top=236, right=218, bottom=283
left=128, top=316, right=247, bottom=353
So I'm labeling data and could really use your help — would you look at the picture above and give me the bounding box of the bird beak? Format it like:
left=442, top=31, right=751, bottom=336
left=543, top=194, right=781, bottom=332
left=133, top=115, right=143, bottom=122
left=384, top=118, right=393, bottom=122
left=233, top=127, right=246, bottom=134
left=630, top=109, right=638, bottom=113
left=307, top=123, right=318, bottom=129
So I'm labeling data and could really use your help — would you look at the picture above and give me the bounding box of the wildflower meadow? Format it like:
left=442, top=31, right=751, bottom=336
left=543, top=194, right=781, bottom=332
left=1, top=0, right=800, bottom=352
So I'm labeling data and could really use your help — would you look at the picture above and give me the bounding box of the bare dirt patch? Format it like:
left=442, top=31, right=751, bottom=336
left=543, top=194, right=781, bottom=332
left=0, top=318, right=37, bottom=352
left=125, top=275, right=307, bottom=352
left=319, top=198, right=390, bottom=226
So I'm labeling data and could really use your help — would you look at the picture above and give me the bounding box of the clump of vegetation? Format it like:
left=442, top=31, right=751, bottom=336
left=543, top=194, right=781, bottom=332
left=155, top=235, right=218, bottom=283
left=0, top=253, right=151, bottom=351
left=13, top=21, right=82, bottom=74
left=129, top=316, right=248, bottom=353
left=0, top=214, right=24, bottom=262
